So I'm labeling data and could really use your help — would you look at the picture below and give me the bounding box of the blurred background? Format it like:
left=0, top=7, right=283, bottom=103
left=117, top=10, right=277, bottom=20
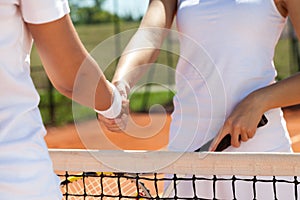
left=30, top=0, right=300, bottom=126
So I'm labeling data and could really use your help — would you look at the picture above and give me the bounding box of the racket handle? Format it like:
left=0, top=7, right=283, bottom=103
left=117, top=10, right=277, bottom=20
left=215, top=114, right=268, bottom=152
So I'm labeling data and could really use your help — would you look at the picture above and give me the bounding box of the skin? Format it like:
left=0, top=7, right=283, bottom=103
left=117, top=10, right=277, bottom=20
left=210, top=0, right=300, bottom=150
left=99, top=0, right=300, bottom=151
left=98, top=0, right=177, bottom=131
left=27, top=15, right=113, bottom=112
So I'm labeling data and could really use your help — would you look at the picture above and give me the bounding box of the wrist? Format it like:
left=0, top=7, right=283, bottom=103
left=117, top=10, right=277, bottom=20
left=112, top=80, right=130, bottom=99
left=95, top=81, right=122, bottom=119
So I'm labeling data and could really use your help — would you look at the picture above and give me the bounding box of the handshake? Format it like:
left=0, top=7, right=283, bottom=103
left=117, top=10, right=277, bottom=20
left=95, top=80, right=130, bottom=132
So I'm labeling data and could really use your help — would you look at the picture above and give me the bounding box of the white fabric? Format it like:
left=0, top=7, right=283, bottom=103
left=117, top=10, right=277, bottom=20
left=95, top=81, right=122, bottom=119
left=0, top=0, right=69, bottom=199
left=169, top=0, right=292, bottom=152
left=168, top=0, right=294, bottom=198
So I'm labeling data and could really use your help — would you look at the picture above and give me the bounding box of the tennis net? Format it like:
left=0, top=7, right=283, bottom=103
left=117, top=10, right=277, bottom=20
left=50, top=149, right=300, bottom=199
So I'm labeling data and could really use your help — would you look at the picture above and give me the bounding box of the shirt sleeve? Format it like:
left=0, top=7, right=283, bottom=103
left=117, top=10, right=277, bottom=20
left=20, top=0, right=70, bottom=24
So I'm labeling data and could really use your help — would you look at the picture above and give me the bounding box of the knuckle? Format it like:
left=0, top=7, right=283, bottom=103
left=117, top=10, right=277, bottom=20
left=231, top=121, right=242, bottom=130
left=225, top=118, right=234, bottom=126
left=248, top=133, right=255, bottom=139
left=231, top=137, right=238, bottom=147
left=240, top=135, right=248, bottom=142
left=240, top=126, right=247, bottom=133
left=231, top=141, right=240, bottom=148
left=247, top=129, right=256, bottom=138
left=245, top=128, right=251, bottom=133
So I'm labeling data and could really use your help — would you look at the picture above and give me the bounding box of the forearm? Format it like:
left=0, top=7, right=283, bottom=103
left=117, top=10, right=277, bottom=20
left=112, top=0, right=176, bottom=87
left=28, top=15, right=112, bottom=111
left=67, top=55, right=113, bottom=111
left=250, top=73, right=300, bottom=113
left=112, top=32, right=163, bottom=87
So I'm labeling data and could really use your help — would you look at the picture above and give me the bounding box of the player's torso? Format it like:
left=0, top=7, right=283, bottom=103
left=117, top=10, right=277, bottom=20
left=170, top=0, right=288, bottom=149
left=176, top=0, right=285, bottom=55
left=175, top=0, right=287, bottom=101
left=0, top=1, right=41, bottom=135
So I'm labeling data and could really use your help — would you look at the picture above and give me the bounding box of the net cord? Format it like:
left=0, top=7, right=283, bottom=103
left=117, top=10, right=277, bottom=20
left=49, top=149, right=300, bottom=176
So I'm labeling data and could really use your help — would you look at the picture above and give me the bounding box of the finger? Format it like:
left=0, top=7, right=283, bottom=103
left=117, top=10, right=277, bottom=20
left=107, top=126, right=124, bottom=132
left=238, top=125, right=248, bottom=142
left=247, top=127, right=256, bottom=139
left=97, top=115, right=125, bottom=131
left=120, top=116, right=129, bottom=129
left=121, top=100, right=129, bottom=111
left=97, top=115, right=117, bottom=126
left=101, top=120, right=125, bottom=131
left=209, top=125, right=231, bottom=151
left=102, top=122, right=120, bottom=130
left=106, top=114, right=128, bottom=131
left=114, top=119, right=127, bottom=131
left=231, top=124, right=241, bottom=147
left=240, top=132, right=249, bottom=142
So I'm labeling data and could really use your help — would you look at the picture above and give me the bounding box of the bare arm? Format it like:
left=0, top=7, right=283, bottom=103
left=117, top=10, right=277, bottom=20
left=112, top=0, right=177, bottom=87
left=27, top=15, right=113, bottom=111
left=97, top=0, right=177, bottom=131
left=210, top=0, right=300, bottom=150
left=210, top=73, right=300, bottom=150
left=249, top=0, right=300, bottom=110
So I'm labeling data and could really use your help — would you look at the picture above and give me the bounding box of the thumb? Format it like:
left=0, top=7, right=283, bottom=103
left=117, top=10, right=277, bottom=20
left=209, top=125, right=231, bottom=151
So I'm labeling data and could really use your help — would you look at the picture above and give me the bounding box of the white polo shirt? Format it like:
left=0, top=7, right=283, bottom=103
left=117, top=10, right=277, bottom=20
left=0, top=0, right=69, bottom=199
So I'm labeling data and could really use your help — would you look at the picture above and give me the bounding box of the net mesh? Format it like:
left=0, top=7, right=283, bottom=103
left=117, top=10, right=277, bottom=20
left=51, top=149, right=300, bottom=200
left=59, top=172, right=155, bottom=199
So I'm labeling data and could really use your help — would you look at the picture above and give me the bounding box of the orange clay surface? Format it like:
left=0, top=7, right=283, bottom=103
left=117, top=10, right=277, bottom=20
left=45, top=108, right=300, bottom=152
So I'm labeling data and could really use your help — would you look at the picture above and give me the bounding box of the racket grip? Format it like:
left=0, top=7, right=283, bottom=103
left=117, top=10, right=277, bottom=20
left=258, top=114, right=268, bottom=127
left=215, top=114, right=268, bottom=152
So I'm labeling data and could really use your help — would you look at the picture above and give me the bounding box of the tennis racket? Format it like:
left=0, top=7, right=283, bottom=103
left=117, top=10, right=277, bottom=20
left=60, top=172, right=152, bottom=199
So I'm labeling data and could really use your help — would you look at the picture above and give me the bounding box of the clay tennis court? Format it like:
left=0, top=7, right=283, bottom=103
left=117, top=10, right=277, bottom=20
left=45, top=107, right=300, bottom=152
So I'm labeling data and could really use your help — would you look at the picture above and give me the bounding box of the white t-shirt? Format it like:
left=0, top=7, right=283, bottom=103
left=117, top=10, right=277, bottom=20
left=0, top=0, right=69, bottom=199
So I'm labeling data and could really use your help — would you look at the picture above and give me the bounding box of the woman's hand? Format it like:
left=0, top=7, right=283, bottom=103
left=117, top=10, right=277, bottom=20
left=209, top=91, right=267, bottom=151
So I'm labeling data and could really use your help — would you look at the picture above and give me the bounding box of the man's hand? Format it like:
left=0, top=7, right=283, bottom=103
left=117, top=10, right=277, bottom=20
left=97, top=81, right=130, bottom=132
